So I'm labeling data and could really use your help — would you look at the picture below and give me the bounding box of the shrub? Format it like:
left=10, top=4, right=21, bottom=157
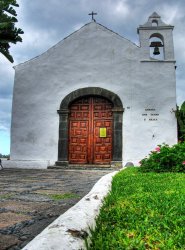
left=139, top=142, right=185, bottom=172
left=176, top=102, right=185, bottom=142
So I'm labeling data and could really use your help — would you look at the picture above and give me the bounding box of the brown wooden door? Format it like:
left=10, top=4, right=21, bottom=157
left=69, top=96, right=113, bottom=164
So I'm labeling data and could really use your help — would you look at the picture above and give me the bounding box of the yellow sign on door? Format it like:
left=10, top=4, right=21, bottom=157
left=100, top=128, right=107, bottom=137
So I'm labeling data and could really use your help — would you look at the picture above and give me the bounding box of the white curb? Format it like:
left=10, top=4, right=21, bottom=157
left=23, top=171, right=118, bottom=250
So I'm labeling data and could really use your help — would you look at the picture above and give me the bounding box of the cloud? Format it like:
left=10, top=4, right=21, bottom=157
left=0, top=58, right=14, bottom=138
left=0, top=97, right=12, bottom=131
left=0, top=60, right=14, bottom=98
left=112, top=0, right=130, bottom=17
left=176, top=81, right=185, bottom=106
left=12, top=28, right=59, bottom=64
left=0, top=124, right=9, bottom=132
left=160, top=4, right=185, bottom=24
left=174, top=34, right=185, bottom=63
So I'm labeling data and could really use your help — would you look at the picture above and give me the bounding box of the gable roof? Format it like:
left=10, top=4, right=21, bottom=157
left=14, top=22, right=139, bottom=68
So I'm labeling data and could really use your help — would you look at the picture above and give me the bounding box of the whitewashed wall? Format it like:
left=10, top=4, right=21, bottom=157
left=7, top=21, right=177, bottom=169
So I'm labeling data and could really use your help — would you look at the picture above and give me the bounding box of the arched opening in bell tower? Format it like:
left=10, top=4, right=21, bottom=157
left=149, top=33, right=164, bottom=60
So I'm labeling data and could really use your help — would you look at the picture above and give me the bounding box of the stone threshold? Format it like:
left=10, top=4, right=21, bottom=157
left=48, top=164, right=121, bottom=170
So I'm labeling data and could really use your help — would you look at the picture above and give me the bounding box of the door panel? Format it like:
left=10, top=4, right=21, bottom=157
left=69, top=96, right=113, bottom=164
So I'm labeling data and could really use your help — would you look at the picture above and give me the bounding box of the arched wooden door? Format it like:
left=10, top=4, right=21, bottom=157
left=68, top=96, right=113, bottom=164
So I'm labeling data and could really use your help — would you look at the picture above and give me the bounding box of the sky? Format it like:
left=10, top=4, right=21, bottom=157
left=0, top=0, right=185, bottom=155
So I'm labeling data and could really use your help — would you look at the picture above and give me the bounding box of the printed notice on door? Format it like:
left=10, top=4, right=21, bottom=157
left=100, top=128, right=107, bottom=137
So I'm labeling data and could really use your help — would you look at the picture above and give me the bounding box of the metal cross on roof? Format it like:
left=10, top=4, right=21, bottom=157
left=88, top=11, right=97, bottom=22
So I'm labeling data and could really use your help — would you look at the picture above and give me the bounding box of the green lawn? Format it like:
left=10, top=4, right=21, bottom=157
left=86, top=168, right=185, bottom=250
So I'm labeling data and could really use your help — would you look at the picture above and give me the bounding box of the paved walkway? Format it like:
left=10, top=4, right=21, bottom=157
left=0, top=168, right=112, bottom=250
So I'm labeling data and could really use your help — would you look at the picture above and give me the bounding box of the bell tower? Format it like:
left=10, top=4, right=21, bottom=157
left=137, top=12, right=175, bottom=61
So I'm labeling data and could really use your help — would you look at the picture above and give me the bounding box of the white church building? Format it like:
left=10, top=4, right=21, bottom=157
left=7, top=12, right=177, bottom=169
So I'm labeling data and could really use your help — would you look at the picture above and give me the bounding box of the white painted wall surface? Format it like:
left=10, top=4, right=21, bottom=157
left=9, top=21, right=177, bottom=168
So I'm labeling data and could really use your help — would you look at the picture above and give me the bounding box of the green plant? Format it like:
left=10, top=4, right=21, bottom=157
left=139, top=143, right=185, bottom=172
left=0, top=0, right=24, bottom=62
left=47, top=193, right=79, bottom=200
left=0, top=193, right=13, bottom=199
left=176, top=102, right=185, bottom=142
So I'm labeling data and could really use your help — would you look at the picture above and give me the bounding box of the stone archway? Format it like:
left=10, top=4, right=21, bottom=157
left=56, top=87, right=124, bottom=167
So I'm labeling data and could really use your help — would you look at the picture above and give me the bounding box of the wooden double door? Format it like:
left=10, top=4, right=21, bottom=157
left=69, top=96, right=113, bottom=164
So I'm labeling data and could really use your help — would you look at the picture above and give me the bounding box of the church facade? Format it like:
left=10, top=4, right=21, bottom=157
left=7, top=12, right=177, bottom=169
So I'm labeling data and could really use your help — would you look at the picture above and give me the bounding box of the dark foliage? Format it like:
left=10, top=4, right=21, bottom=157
left=176, top=101, right=185, bottom=142
left=0, top=0, right=23, bottom=62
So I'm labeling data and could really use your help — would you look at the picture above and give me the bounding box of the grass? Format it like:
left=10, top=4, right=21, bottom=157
left=0, top=193, right=13, bottom=199
left=47, top=193, right=79, bottom=200
left=86, top=168, right=185, bottom=250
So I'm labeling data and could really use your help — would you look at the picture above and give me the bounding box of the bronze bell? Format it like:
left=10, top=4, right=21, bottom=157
left=153, top=46, right=160, bottom=55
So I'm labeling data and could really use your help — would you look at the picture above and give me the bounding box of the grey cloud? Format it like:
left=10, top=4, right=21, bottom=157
left=0, top=97, right=12, bottom=132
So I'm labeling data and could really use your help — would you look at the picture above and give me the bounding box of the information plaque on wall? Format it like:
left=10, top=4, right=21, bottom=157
left=100, top=128, right=107, bottom=137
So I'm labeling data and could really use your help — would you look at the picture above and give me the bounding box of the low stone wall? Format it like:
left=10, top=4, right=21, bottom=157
left=23, top=171, right=118, bottom=250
